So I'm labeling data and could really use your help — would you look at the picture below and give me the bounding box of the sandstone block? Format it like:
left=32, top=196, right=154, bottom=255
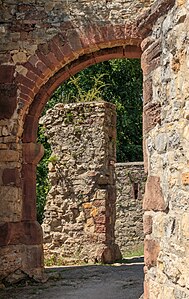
left=0, top=65, right=15, bottom=84
left=143, top=176, right=166, bottom=211
left=0, top=150, right=19, bottom=162
left=95, top=244, right=121, bottom=264
left=143, top=214, right=153, bottom=235
left=96, top=224, right=106, bottom=233
left=22, top=164, right=37, bottom=221
left=141, top=36, right=155, bottom=52
left=144, top=238, right=160, bottom=268
left=141, top=56, right=160, bottom=77
left=93, top=200, right=106, bottom=207
left=182, top=173, right=189, bottom=185
left=0, top=84, right=17, bottom=119
left=2, top=168, right=21, bottom=187
left=21, top=245, right=44, bottom=279
left=143, top=138, right=148, bottom=173
left=144, top=279, right=149, bottom=299
left=143, top=103, right=161, bottom=134
left=142, top=39, right=161, bottom=66
left=143, top=77, right=153, bottom=105
left=23, top=142, right=44, bottom=165
left=94, top=214, right=106, bottom=224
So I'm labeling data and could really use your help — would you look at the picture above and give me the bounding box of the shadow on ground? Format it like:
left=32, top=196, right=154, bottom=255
left=0, top=257, right=144, bottom=299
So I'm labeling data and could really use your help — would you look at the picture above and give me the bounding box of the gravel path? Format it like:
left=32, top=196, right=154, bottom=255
left=0, top=257, right=144, bottom=299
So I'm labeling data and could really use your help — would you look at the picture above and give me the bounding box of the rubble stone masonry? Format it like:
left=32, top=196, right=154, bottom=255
left=41, top=103, right=146, bottom=264
left=41, top=101, right=121, bottom=264
left=141, top=1, right=189, bottom=298
left=1, top=1, right=189, bottom=298
left=115, top=162, right=146, bottom=255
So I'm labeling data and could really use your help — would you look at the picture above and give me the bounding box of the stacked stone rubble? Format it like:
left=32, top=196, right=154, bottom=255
left=41, top=101, right=121, bottom=264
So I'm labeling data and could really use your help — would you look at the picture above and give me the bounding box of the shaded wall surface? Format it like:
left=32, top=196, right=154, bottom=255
left=115, top=162, right=146, bottom=255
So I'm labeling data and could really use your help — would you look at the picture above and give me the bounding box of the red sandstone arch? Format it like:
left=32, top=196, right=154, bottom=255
left=23, top=45, right=141, bottom=143
left=20, top=42, right=141, bottom=222
left=16, top=24, right=142, bottom=136
left=0, top=23, right=143, bottom=283
left=19, top=25, right=142, bottom=224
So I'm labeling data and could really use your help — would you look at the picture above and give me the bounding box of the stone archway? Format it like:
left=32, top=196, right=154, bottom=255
left=21, top=43, right=142, bottom=265
left=23, top=45, right=142, bottom=265
left=1, top=1, right=184, bottom=298
left=0, top=20, right=143, bottom=283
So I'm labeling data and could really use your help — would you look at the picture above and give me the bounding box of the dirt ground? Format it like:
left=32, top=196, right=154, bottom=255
left=0, top=257, right=144, bottom=299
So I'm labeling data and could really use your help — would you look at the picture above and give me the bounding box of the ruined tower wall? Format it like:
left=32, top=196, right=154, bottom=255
left=41, top=101, right=121, bottom=264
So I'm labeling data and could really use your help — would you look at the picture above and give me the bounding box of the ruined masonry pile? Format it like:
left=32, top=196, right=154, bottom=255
left=41, top=101, right=121, bottom=264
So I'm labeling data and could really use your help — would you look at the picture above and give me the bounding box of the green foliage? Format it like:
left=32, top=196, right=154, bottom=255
left=64, top=111, right=74, bottom=124
left=64, top=74, right=107, bottom=103
left=37, top=58, right=143, bottom=223
left=123, top=244, right=144, bottom=258
left=48, top=154, right=59, bottom=165
left=44, top=255, right=63, bottom=267
left=36, top=125, right=51, bottom=224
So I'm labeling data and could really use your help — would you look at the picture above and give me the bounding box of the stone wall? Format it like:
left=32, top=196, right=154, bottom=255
left=0, top=0, right=147, bottom=283
left=1, top=0, right=189, bottom=297
left=41, top=101, right=146, bottom=262
left=115, top=162, right=146, bottom=255
left=0, top=0, right=155, bottom=59
left=0, top=142, right=44, bottom=284
left=141, top=1, right=189, bottom=298
left=41, top=101, right=121, bottom=264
